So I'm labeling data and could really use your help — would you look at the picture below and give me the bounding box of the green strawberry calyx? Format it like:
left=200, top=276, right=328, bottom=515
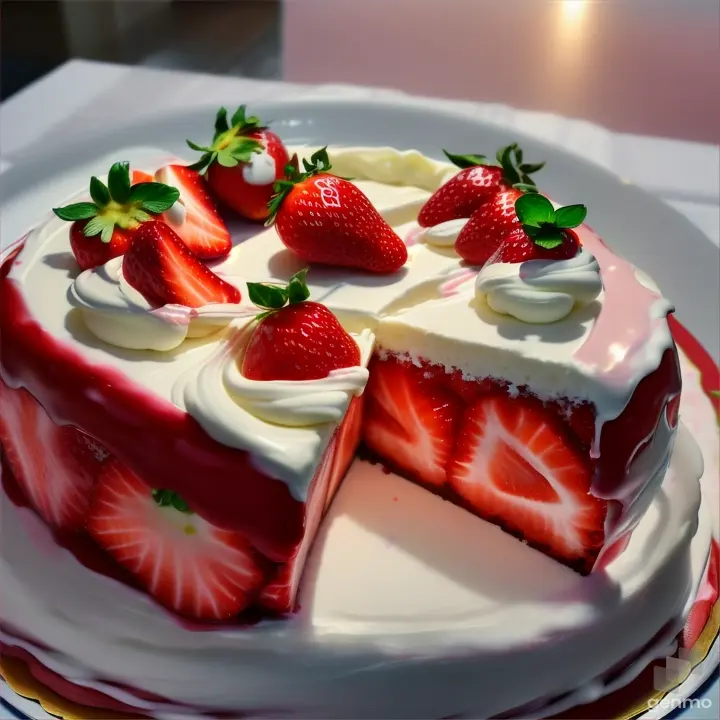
left=444, top=143, right=545, bottom=192
left=514, top=193, right=587, bottom=250
left=52, top=162, right=180, bottom=244
left=187, top=105, right=266, bottom=174
left=265, top=147, right=336, bottom=226
left=246, top=268, right=311, bottom=321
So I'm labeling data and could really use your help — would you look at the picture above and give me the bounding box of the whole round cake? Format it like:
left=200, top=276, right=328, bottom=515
left=0, top=106, right=710, bottom=719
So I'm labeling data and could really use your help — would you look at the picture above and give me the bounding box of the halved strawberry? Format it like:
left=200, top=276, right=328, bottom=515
left=0, top=379, right=102, bottom=530
left=122, top=220, right=241, bottom=308
left=449, top=394, right=606, bottom=573
left=363, top=354, right=461, bottom=487
left=418, top=144, right=544, bottom=227
left=154, top=164, right=231, bottom=259
left=87, top=459, right=266, bottom=620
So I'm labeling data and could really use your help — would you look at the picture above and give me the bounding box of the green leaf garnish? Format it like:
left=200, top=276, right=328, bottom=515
left=246, top=269, right=311, bottom=320
left=128, top=182, right=180, bottom=214
left=107, top=162, right=131, bottom=204
left=52, top=202, right=98, bottom=221
left=89, top=177, right=110, bottom=207
left=247, top=282, right=288, bottom=309
left=152, top=488, right=193, bottom=514
left=533, top=232, right=565, bottom=250
left=188, top=104, right=268, bottom=174
left=515, top=193, right=555, bottom=227
left=514, top=193, right=588, bottom=252
left=554, top=204, right=587, bottom=229
left=287, top=268, right=310, bottom=304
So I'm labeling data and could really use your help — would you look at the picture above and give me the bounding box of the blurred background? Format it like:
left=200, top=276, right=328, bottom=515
left=1, top=0, right=719, bottom=143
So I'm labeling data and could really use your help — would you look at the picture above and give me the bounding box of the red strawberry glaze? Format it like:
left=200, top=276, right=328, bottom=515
left=572, top=227, right=681, bottom=500
left=0, top=246, right=303, bottom=563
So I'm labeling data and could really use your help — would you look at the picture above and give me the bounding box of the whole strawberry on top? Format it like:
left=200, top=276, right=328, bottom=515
left=456, top=192, right=586, bottom=265
left=123, top=220, right=241, bottom=308
left=418, top=143, right=544, bottom=228
left=267, top=148, right=408, bottom=274
left=53, top=162, right=180, bottom=270
left=187, top=105, right=289, bottom=222
left=242, top=269, right=361, bottom=382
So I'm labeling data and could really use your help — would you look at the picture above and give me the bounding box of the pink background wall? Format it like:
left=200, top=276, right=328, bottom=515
left=283, top=0, right=720, bottom=143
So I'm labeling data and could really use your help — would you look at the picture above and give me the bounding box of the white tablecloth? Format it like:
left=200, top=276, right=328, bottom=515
left=1, top=60, right=719, bottom=247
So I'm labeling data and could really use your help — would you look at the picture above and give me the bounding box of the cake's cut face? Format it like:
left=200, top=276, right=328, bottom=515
left=0, top=143, right=680, bottom=624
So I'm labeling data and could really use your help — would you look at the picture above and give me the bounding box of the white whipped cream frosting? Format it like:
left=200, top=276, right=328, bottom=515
left=419, top=218, right=468, bottom=247
left=242, top=149, right=277, bottom=186
left=475, top=247, right=603, bottom=324
left=70, top=256, right=253, bottom=351
left=173, top=325, right=374, bottom=499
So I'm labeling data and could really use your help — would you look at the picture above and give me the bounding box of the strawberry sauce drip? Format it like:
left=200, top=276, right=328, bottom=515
left=0, top=248, right=303, bottom=563
left=574, top=229, right=675, bottom=397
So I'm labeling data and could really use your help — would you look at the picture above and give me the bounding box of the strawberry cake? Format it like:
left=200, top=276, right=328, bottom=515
left=0, top=107, right=709, bottom=719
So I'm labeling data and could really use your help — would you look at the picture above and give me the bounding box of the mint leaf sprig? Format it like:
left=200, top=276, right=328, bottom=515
left=443, top=143, right=545, bottom=192
left=246, top=269, right=311, bottom=320
left=514, top=194, right=587, bottom=249
left=53, top=162, right=179, bottom=244
left=187, top=105, right=265, bottom=173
